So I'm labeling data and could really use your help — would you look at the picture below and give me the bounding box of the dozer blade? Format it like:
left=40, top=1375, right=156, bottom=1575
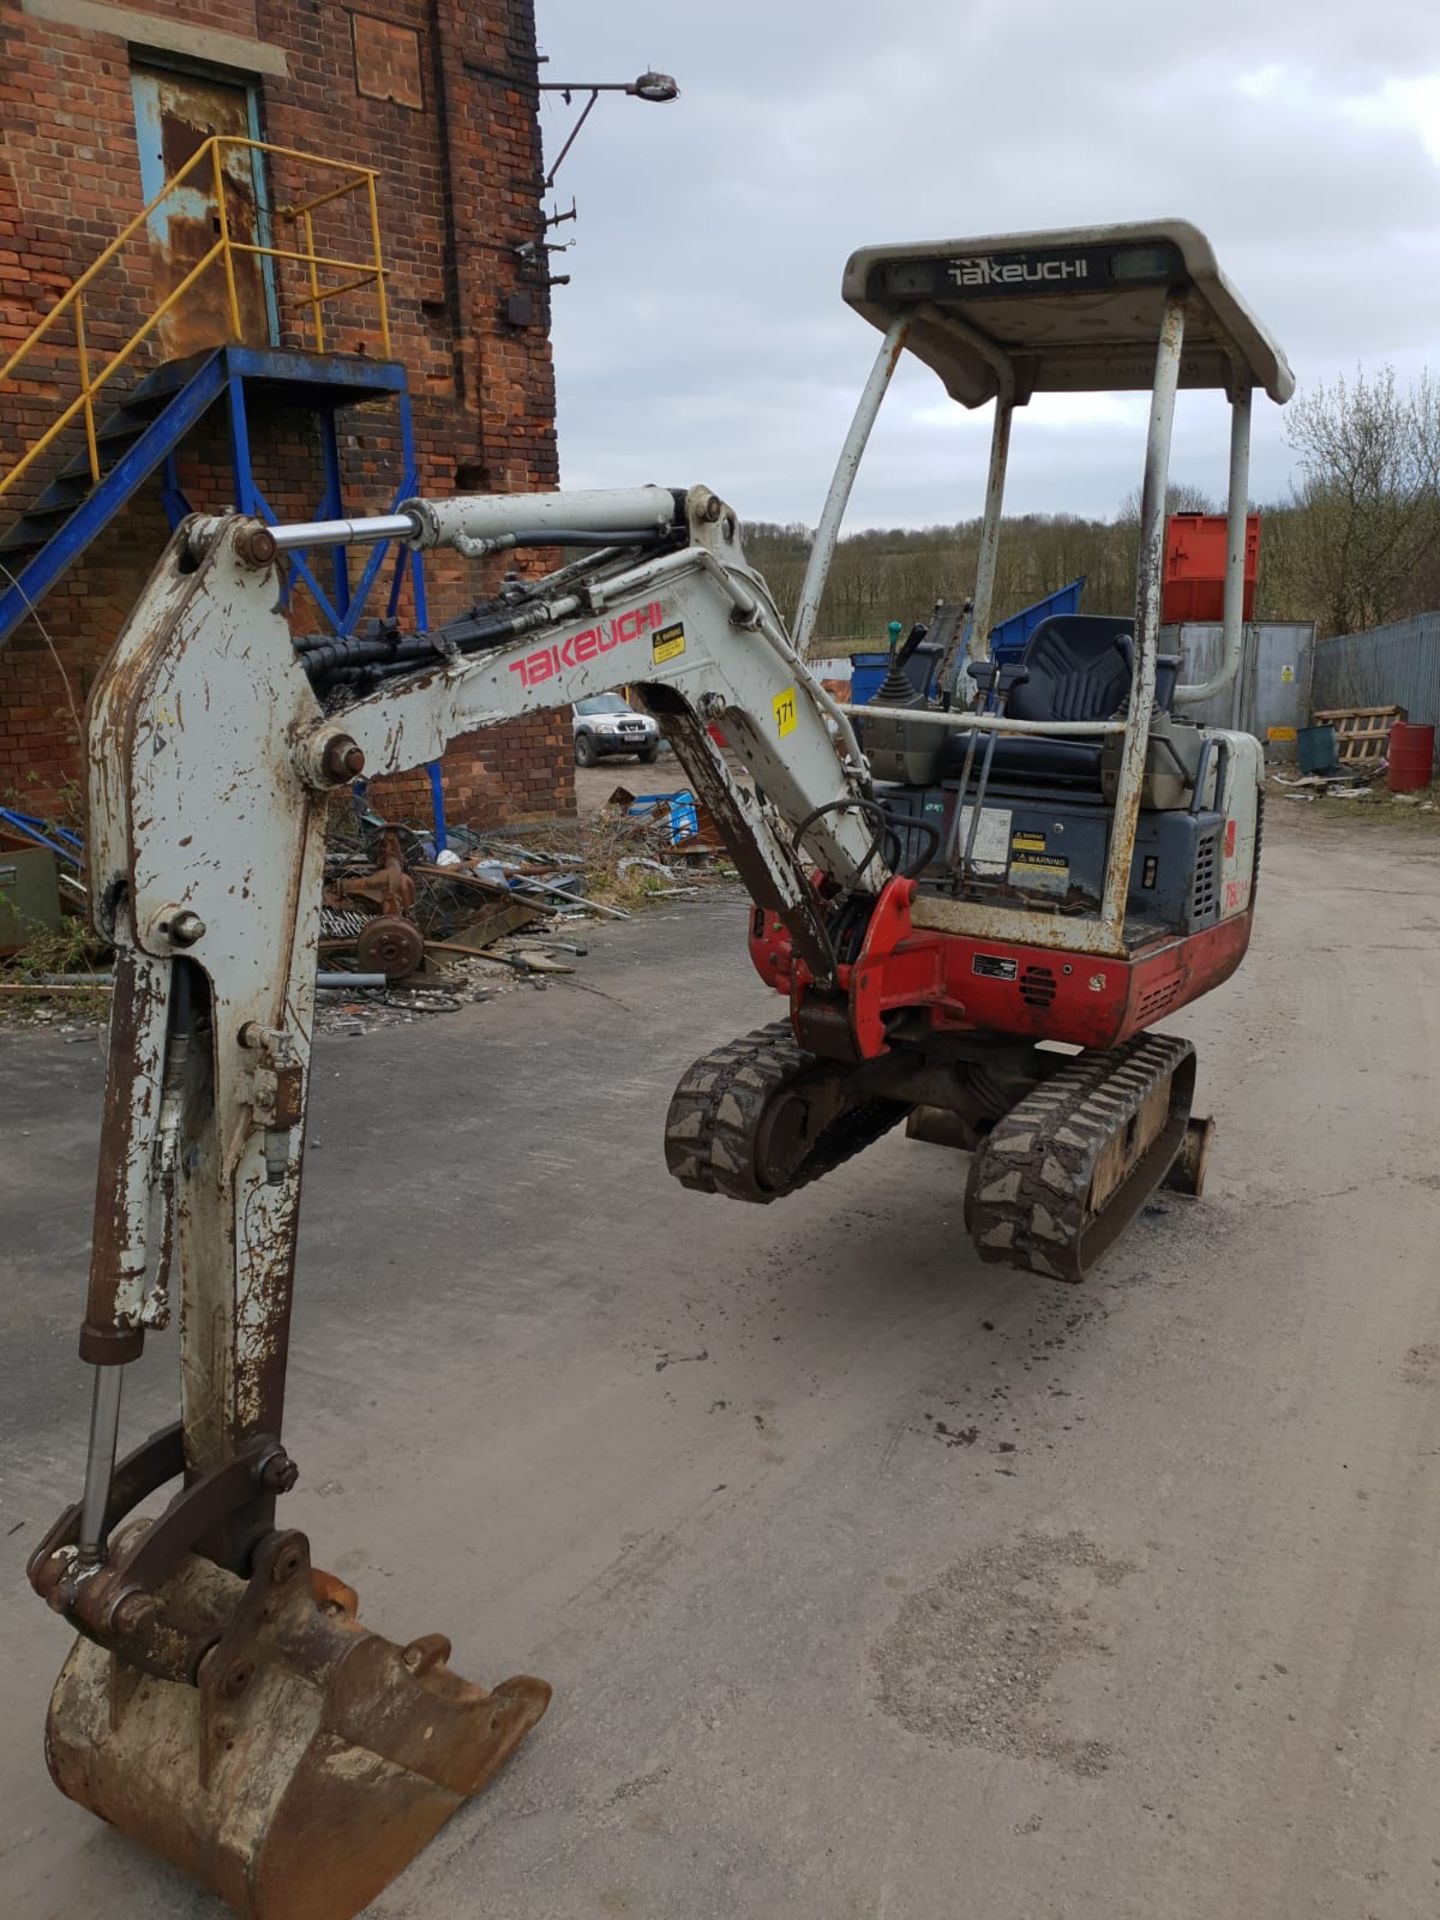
left=964, top=1032, right=1199, bottom=1281
left=43, top=1529, right=549, bottom=1920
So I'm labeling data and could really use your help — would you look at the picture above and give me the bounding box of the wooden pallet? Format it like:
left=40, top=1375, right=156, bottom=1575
left=1310, top=705, right=1407, bottom=766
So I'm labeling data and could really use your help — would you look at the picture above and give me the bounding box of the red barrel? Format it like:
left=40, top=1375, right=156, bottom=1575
left=1388, top=720, right=1436, bottom=792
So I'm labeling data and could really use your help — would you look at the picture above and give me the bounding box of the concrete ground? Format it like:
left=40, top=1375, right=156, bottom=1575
left=3, top=806, right=1439, bottom=1919
left=573, top=755, right=678, bottom=813
left=573, top=748, right=727, bottom=816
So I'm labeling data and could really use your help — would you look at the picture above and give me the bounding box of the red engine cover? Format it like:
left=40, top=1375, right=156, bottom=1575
left=749, top=878, right=1252, bottom=1058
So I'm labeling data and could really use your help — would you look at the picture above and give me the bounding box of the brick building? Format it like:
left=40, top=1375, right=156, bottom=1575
left=0, top=0, right=573, bottom=828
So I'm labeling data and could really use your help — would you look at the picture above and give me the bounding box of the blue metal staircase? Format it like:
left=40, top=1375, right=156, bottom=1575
left=0, top=349, right=227, bottom=643
left=0, top=346, right=426, bottom=650
left=1, top=133, right=450, bottom=840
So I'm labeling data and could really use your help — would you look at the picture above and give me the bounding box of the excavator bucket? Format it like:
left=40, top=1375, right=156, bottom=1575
left=40, top=1530, right=549, bottom=1919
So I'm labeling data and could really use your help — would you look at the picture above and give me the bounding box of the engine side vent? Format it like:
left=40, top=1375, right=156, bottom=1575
left=1190, top=824, right=1221, bottom=927
left=1020, top=964, right=1057, bottom=1008
left=1136, top=975, right=1183, bottom=1022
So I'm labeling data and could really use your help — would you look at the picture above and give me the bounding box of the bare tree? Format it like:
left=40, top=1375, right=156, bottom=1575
left=1283, top=365, right=1440, bottom=635
left=1114, top=481, right=1219, bottom=522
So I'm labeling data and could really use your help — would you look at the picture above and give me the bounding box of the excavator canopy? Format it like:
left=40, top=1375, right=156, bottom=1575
left=841, top=219, right=1294, bottom=406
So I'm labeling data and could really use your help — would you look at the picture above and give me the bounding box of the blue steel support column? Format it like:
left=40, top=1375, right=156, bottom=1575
left=318, top=409, right=351, bottom=620
left=159, top=452, right=190, bottom=532
left=228, top=362, right=445, bottom=848
left=396, top=388, right=444, bottom=851
left=225, top=369, right=257, bottom=516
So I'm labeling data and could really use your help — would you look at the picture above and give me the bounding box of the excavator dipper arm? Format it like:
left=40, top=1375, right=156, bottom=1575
left=29, top=487, right=892, bottom=1920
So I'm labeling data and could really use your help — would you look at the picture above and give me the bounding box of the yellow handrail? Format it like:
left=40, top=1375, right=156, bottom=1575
left=0, top=135, right=392, bottom=506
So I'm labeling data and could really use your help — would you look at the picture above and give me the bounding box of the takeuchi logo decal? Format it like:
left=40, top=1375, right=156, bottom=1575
left=948, top=255, right=1088, bottom=288
left=507, top=600, right=664, bottom=689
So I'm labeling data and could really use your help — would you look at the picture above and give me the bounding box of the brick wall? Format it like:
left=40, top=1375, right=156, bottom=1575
left=0, top=0, right=572, bottom=831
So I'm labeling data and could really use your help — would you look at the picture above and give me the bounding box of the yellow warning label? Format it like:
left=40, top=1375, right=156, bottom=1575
left=773, top=685, right=798, bottom=738
left=1267, top=725, right=1298, bottom=742
left=652, top=622, right=686, bottom=666
left=1009, top=852, right=1069, bottom=897
left=1011, top=831, right=1046, bottom=853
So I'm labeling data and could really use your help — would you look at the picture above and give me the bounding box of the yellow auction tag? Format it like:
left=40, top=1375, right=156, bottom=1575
left=773, top=686, right=798, bottom=737
left=1267, top=725, right=1298, bottom=742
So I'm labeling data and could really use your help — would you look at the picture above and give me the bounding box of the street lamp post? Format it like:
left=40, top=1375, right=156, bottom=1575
left=538, top=72, right=681, bottom=187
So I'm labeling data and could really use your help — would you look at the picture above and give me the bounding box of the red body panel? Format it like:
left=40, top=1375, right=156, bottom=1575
left=750, top=877, right=1253, bottom=1059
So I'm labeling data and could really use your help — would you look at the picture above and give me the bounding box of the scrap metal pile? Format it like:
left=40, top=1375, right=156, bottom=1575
left=318, top=786, right=734, bottom=995
left=0, top=785, right=735, bottom=1030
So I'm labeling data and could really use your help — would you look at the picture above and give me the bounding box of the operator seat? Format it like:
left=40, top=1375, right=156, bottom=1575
left=1005, top=614, right=1136, bottom=724
left=945, top=614, right=1176, bottom=789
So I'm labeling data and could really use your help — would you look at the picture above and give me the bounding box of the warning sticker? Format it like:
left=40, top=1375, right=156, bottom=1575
left=972, top=953, right=1018, bottom=981
left=773, top=685, right=798, bottom=738
left=1009, top=851, right=1070, bottom=897
left=1011, top=830, right=1047, bottom=854
left=651, top=622, right=686, bottom=665
left=954, top=805, right=1011, bottom=875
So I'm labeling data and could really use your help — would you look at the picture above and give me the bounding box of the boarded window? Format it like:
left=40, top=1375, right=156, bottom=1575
left=352, top=14, right=424, bottom=109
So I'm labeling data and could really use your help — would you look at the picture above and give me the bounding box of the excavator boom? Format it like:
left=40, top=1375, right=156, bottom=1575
left=30, top=485, right=897, bottom=1920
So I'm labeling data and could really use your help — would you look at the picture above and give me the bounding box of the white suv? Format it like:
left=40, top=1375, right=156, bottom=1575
left=572, top=694, right=661, bottom=767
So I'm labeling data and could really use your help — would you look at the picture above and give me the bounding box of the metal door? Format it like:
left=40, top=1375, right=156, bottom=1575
left=1246, top=621, right=1313, bottom=749
left=130, top=63, right=278, bottom=357
left=1172, top=621, right=1315, bottom=754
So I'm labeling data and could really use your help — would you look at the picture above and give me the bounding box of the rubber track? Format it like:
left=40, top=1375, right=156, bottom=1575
left=664, top=1021, right=909, bottom=1204
left=964, top=1031, right=1196, bottom=1281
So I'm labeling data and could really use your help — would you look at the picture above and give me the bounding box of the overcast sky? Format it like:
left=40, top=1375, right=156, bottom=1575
left=536, top=1, right=1440, bottom=532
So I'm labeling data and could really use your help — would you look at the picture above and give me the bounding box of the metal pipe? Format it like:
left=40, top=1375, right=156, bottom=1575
left=317, top=972, right=387, bottom=988
left=513, top=873, right=630, bottom=918
left=1100, top=294, right=1186, bottom=933
left=544, top=87, right=600, bottom=187
left=840, top=703, right=1124, bottom=737
left=404, top=488, right=679, bottom=550
left=76, top=1363, right=124, bottom=1564
left=269, top=513, right=419, bottom=552
left=943, top=728, right=982, bottom=879
left=794, top=317, right=912, bottom=656
left=451, top=527, right=667, bottom=559
left=1174, top=386, right=1253, bottom=704
left=959, top=732, right=1000, bottom=885
left=955, top=392, right=1015, bottom=686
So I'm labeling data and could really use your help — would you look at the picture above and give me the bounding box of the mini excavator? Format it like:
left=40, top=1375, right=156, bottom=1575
left=29, top=222, right=1290, bottom=1915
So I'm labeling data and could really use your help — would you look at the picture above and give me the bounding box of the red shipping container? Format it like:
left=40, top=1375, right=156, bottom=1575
left=1162, top=513, right=1260, bottom=624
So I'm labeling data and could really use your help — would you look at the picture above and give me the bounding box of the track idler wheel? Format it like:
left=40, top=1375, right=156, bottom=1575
left=42, top=1529, right=549, bottom=1920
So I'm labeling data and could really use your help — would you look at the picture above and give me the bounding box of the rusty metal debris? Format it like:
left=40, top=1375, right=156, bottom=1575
left=314, top=796, right=734, bottom=992
left=2, top=793, right=734, bottom=1040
